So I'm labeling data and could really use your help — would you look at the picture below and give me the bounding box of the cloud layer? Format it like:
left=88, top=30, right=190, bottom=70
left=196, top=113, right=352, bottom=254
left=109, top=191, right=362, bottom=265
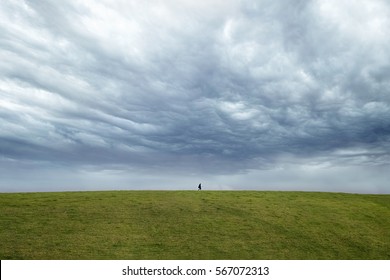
left=1, top=0, right=390, bottom=193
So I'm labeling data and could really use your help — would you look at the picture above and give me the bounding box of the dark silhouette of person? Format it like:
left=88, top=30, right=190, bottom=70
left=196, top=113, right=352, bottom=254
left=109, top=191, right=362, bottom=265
left=198, top=183, right=202, bottom=191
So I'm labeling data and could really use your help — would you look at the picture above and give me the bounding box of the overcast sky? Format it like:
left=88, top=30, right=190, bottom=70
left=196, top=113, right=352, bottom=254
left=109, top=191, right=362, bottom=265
left=1, top=0, right=390, bottom=193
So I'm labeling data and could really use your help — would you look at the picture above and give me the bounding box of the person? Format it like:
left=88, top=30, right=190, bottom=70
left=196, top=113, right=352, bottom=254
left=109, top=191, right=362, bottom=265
left=198, top=183, right=202, bottom=191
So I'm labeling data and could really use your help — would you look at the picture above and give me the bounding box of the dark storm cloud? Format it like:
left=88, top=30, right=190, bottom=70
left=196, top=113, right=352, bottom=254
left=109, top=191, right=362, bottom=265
left=1, top=0, right=390, bottom=192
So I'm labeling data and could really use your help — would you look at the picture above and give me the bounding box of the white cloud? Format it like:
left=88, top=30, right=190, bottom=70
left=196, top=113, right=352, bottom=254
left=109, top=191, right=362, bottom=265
left=1, top=0, right=390, bottom=193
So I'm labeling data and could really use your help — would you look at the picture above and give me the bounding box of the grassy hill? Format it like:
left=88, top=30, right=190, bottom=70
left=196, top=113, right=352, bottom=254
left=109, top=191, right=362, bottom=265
left=0, top=191, right=389, bottom=259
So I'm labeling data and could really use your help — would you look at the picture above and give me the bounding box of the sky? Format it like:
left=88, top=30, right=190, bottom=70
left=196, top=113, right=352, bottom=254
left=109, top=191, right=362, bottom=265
left=1, top=0, right=390, bottom=193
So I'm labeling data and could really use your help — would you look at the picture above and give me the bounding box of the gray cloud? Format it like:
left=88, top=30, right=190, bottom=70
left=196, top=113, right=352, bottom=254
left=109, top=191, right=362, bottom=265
left=1, top=0, right=390, bottom=193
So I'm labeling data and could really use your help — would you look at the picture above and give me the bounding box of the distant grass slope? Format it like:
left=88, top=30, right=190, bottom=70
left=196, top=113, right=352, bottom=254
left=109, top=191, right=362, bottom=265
left=0, top=191, right=389, bottom=259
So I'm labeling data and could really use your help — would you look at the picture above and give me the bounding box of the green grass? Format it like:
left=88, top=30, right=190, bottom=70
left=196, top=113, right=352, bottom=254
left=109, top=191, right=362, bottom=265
left=0, top=191, right=389, bottom=259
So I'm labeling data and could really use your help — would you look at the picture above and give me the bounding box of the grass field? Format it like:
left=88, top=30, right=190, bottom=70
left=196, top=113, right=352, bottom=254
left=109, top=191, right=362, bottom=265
left=0, top=191, right=389, bottom=259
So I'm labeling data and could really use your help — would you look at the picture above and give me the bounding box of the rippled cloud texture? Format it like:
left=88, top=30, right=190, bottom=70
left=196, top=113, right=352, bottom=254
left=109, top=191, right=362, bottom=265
left=1, top=0, right=390, bottom=193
